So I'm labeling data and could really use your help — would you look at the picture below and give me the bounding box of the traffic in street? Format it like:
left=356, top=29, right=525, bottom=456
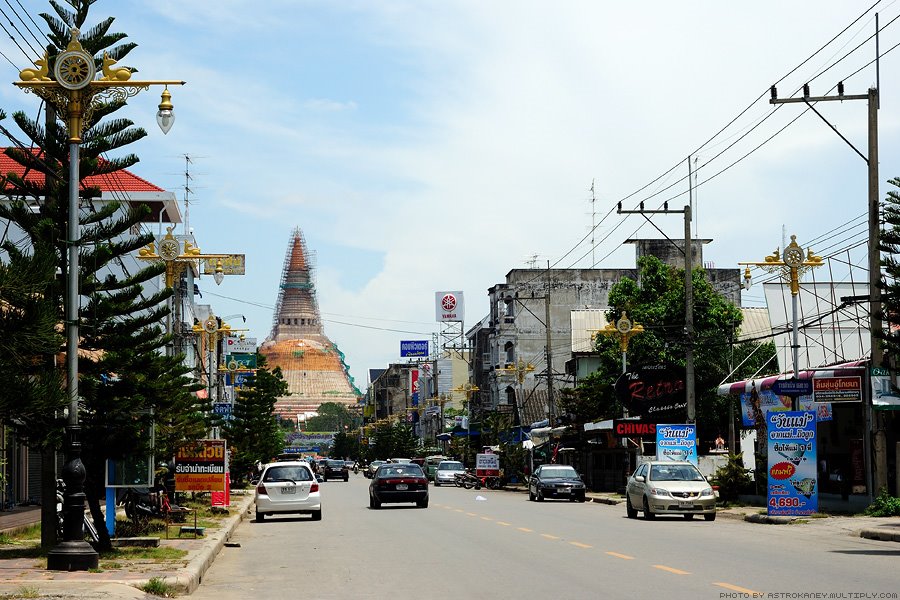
left=191, top=472, right=899, bottom=599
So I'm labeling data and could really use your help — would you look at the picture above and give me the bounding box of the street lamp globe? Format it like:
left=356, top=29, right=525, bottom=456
left=156, top=87, right=175, bottom=134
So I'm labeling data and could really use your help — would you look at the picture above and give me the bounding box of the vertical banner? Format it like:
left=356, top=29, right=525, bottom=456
left=655, top=424, right=697, bottom=465
left=767, top=411, right=817, bottom=516
left=410, top=369, right=419, bottom=407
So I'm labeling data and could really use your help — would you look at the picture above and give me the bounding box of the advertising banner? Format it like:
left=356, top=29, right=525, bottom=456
left=475, top=453, right=500, bottom=477
left=285, top=432, right=336, bottom=452
left=225, top=336, right=256, bottom=354
left=435, top=291, right=464, bottom=322
left=655, top=424, right=697, bottom=465
left=400, top=340, right=429, bottom=357
left=740, top=388, right=831, bottom=427
left=212, top=402, right=233, bottom=421
left=871, top=367, right=900, bottom=409
left=175, top=440, right=227, bottom=492
left=813, top=376, right=861, bottom=403
left=767, top=410, right=817, bottom=516
left=615, top=364, right=686, bottom=422
left=227, top=353, right=257, bottom=370
left=612, top=420, right=656, bottom=438
left=410, top=369, right=419, bottom=407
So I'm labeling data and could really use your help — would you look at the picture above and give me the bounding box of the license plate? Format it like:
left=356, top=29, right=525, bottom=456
left=678, top=501, right=693, bottom=508
left=396, top=483, right=408, bottom=491
left=558, top=488, right=570, bottom=494
left=281, top=486, right=296, bottom=495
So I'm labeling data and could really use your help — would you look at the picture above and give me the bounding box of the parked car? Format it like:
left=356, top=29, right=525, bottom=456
left=625, top=461, right=717, bottom=521
left=322, top=459, right=349, bottom=482
left=254, top=461, right=321, bottom=522
left=433, top=460, right=465, bottom=486
left=528, top=464, right=586, bottom=502
left=369, top=463, right=429, bottom=509
left=365, top=460, right=385, bottom=479
left=425, top=455, right=449, bottom=481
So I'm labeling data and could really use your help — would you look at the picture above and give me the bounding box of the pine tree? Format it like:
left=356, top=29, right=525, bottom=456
left=0, top=0, right=208, bottom=548
left=223, top=356, right=289, bottom=483
left=878, top=177, right=900, bottom=363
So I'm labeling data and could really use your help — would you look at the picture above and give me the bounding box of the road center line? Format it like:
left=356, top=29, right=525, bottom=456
left=466, top=512, right=477, bottom=516
left=606, top=551, right=634, bottom=560
left=569, top=542, right=592, bottom=549
left=480, top=516, right=492, bottom=521
left=517, top=527, right=533, bottom=532
left=714, top=583, right=760, bottom=594
left=540, top=533, right=560, bottom=540
left=454, top=509, right=464, bottom=513
left=653, top=565, right=690, bottom=575
left=496, top=521, right=510, bottom=526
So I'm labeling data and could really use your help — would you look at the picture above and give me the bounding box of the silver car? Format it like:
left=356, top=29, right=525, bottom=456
left=433, top=460, right=465, bottom=486
left=254, top=461, right=322, bottom=522
left=625, top=461, right=716, bottom=521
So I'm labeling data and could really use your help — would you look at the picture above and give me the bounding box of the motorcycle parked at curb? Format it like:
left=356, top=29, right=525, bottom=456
left=454, top=470, right=482, bottom=489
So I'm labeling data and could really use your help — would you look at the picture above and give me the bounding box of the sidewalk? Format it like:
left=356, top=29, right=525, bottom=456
left=0, top=492, right=254, bottom=599
left=506, top=484, right=900, bottom=542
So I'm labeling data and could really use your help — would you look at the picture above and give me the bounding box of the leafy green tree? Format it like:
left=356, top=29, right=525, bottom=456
left=565, top=255, right=773, bottom=441
left=367, top=421, right=418, bottom=459
left=223, top=356, right=288, bottom=483
left=304, top=402, right=353, bottom=432
left=330, top=429, right=356, bottom=460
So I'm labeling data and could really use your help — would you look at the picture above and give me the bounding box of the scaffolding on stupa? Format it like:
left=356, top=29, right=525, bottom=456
left=260, top=227, right=361, bottom=421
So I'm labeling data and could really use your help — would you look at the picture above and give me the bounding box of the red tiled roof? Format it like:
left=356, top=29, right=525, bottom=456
left=0, top=148, right=165, bottom=193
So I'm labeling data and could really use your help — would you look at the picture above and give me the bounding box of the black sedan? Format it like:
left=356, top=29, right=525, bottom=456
left=528, top=464, right=586, bottom=502
left=321, top=459, right=349, bottom=482
left=369, top=463, right=429, bottom=509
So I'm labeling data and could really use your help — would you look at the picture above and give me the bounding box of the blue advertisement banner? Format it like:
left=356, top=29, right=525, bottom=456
left=400, top=340, right=429, bottom=357
left=655, top=424, right=697, bottom=465
left=767, top=410, right=817, bottom=516
left=740, top=389, right=832, bottom=427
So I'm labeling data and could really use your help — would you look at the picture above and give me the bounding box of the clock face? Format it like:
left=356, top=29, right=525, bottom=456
left=616, top=317, right=632, bottom=333
left=204, top=318, right=218, bottom=334
left=159, top=238, right=180, bottom=261
left=783, top=246, right=804, bottom=268
left=54, top=50, right=95, bottom=90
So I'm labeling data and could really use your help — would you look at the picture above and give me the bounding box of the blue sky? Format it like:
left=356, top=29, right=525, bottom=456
left=2, top=1, right=899, bottom=389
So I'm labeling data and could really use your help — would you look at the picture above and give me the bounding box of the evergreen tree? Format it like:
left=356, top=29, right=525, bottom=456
left=223, top=355, right=288, bottom=483
left=0, top=0, right=208, bottom=548
left=304, top=402, right=353, bottom=432
left=878, top=177, right=900, bottom=364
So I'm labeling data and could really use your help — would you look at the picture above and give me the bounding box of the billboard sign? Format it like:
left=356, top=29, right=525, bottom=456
left=767, top=411, right=817, bottom=516
left=813, top=376, right=861, bottom=403
left=227, top=353, right=257, bottom=370
left=175, top=440, right=227, bottom=492
left=400, top=340, right=429, bottom=357
left=225, top=336, right=256, bottom=354
left=435, top=291, right=464, bottom=322
left=615, top=364, right=686, bottom=422
left=655, top=424, right=697, bottom=465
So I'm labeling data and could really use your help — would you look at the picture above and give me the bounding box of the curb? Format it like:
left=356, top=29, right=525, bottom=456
left=860, top=528, right=900, bottom=542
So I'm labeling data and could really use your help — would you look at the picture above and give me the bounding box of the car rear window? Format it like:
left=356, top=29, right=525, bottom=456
left=264, top=466, right=313, bottom=482
left=438, top=462, right=464, bottom=470
left=327, top=460, right=344, bottom=467
left=378, top=465, right=424, bottom=478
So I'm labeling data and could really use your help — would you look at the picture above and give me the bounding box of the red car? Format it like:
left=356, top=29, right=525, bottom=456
left=369, top=463, right=429, bottom=509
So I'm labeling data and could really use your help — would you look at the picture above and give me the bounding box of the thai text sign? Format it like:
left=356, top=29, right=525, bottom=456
left=813, top=376, right=861, bottom=403
left=201, top=254, right=245, bottom=275
left=740, top=389, right=831, bottom=427
left=767, top=411, right=817, bottom=516
left=175, top=440, right=226, bottom=492
left=400, top=340, right=429, bottom=357
left=655, top=424, right=697, bottom=465
left=475, top=452, right=500, bottom=477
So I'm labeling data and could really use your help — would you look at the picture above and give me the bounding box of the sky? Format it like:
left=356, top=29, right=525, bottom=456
left=1, top=1, right=898, bottom=390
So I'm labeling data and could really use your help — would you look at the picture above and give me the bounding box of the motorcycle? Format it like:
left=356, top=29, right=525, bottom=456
left=55, top=479, right=99, bottom=544
left=120, top=486, right=188, bottom=524
left=454, top=471, right=482, bottom=490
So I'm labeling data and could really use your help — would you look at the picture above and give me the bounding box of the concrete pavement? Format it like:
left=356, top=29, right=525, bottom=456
left=0, top=486, right=897, bottom=599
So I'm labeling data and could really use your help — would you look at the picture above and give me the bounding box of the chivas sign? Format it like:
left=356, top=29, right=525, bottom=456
left=612, top=420, right=656, bottom=438
left=615, top=364, right=687, bottom=422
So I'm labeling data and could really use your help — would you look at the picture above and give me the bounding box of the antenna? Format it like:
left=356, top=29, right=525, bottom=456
left=590, top=179, right=596, bottom=267
left=525, top=254, right=540, bottom=269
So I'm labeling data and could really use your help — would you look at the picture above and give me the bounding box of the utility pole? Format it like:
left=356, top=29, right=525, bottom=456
left=545, top=262, right=555, bottom=426
left=770, top=82, right=884, bottom=496
left=617, top=202, right=695, bottom=422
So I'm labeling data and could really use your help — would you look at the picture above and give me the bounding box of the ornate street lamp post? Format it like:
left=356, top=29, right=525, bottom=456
left=15, top=28, right=185, bottom=571
left=452, top=383, right=479, bottom=465
left=496, top=358, right=535, bottom=426
left=740, top=234, right=823, bottom=410
left=593, top=312, right=644, bottom=375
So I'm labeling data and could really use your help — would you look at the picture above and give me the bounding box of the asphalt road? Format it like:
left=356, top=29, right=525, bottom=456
left=191, top=474, right=900, bottom=600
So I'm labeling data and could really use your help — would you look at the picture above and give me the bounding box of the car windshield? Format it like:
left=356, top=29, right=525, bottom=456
left=438, top=462, right=464, bottom=471
left=650, top=464, right=705, bottom=481
left=370, top=461, right=384, bottom=467
left=263, top=466, right=312, bottom=482
left=541, top=467, right=578, bottom=479
left=378, top=465, right=424, bottom=478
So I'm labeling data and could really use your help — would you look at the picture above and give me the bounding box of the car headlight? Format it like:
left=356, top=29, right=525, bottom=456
left=700, top=487, right=714, bottom=497
left=648, top=487, right=671, bottom=497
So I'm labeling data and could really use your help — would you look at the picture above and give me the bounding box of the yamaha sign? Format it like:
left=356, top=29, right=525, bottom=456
left=435, top=291, right=464, bottom=322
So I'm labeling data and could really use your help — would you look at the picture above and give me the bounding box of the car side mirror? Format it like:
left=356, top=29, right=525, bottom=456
left=316, top=475, right=324, bottom=482
left=634, top=475, right=645, bottom=483
left=250, top=479, right=259, bottom=486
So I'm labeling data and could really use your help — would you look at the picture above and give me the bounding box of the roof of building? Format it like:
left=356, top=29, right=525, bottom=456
left=570, top=309, right=608, bottom=353
left=739, top=307, right=772, bottom=341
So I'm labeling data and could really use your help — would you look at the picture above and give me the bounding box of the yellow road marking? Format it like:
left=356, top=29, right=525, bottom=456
left=540, top=533, right=560, bottom=540
left=653, top=565, right=690, bottom=575
left=454, top=509, right=464, bottom=513
left=606, top=551, right=634, bottom=560
left=466, top=512, right=477, bottom=516
left=714, top=583, right=760, bottom=594
left=517, top=527, right=533, bottom=532
left=496, top=521, right=510, bottom=526
left=570, top=542, right=592, bottom=549
left=480, top=516, right=492, bottom=521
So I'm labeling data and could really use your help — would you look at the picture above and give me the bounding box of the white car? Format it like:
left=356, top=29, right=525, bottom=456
left=255, top=461, right=322, bottom=521
left=433, top=460, right=465, bottom=486
left=625, top=461, right=716, bottom=521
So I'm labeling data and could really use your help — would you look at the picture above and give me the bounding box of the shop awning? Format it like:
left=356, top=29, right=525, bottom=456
left=716, top=360, right=867, bottom=397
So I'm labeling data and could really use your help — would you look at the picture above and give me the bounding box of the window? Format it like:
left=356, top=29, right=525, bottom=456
left=504, top=342, right=515, bottom=364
